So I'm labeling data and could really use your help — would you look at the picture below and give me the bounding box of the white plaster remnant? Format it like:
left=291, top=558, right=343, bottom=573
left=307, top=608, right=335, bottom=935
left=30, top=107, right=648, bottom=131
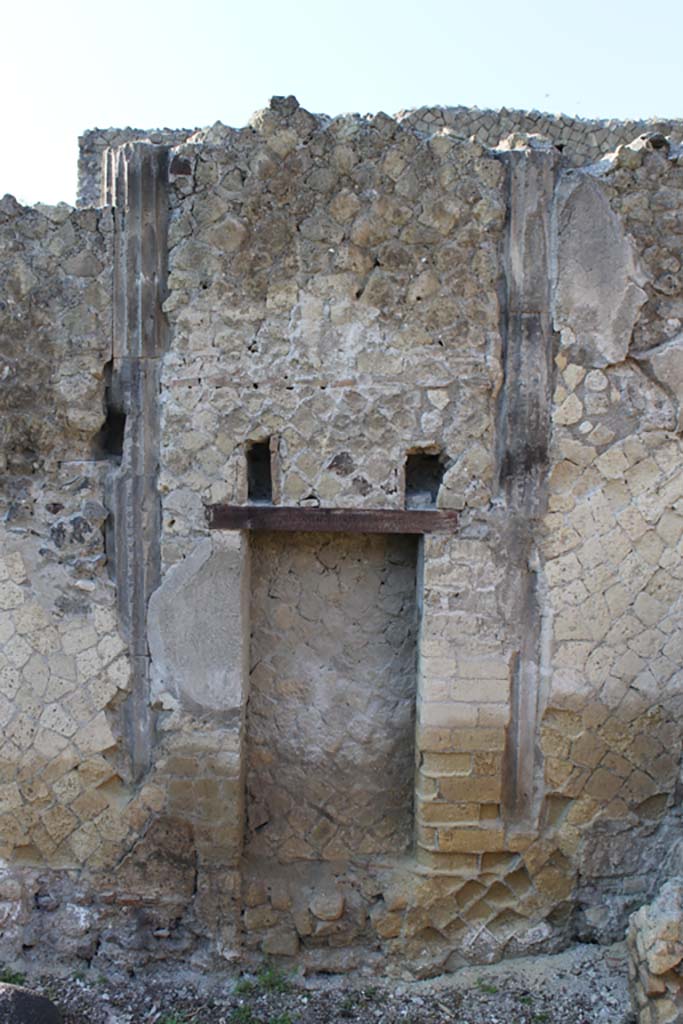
left=554, top=176, right=647, bottom=366
left=148, top=535, right=249, bottom=714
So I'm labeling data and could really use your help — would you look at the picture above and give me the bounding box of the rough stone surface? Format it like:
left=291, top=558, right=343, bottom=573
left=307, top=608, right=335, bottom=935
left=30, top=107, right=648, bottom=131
left=2, top=96, right=683, bottom=976
left=627, top=879, right=683, bottom=1022
left=637, top=333, right=683, bottom=430
left=0, top=984, right=62, bottom=1023
left=398, top=107, right=683, bottom=169
left=79, top=107, right=683, bottom=208
left=0, top=196, right=111, bottom=473
left=247, top=531, right=418, bottom=863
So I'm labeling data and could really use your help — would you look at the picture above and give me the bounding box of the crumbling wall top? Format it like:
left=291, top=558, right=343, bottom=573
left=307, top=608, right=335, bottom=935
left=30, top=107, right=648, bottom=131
left=78, top=97, right=683, bottom=208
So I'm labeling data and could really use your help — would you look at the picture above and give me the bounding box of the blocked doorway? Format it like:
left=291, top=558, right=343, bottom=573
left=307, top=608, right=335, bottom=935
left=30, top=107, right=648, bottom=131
left=245, top=531, right=419, bottom=862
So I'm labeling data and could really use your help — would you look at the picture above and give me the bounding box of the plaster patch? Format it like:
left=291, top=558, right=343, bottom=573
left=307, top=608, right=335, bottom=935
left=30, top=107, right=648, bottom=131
left=554, top=176, right=647, bottom=366
left=148, top=535, right=248, bottom=714
left=636, top=332, right=683, bottom=430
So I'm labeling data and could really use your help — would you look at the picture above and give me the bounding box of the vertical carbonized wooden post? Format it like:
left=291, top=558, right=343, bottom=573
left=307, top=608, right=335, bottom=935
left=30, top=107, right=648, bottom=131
left=104, top=142, right=169, bottom=781
left=497, top=144, right=560, bottom=832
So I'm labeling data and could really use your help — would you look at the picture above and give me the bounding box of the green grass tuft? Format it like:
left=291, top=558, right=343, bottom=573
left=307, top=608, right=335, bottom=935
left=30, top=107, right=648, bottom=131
left=0, top=967, right=26, bottom=986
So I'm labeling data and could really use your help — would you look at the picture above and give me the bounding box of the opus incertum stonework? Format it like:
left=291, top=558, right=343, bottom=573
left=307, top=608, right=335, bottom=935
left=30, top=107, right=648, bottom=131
left=3, top=96, right=683, bottom=1020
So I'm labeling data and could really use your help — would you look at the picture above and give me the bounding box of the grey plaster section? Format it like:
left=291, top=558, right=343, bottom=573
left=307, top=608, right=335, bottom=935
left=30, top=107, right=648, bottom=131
left=554, top=174, right=647, bottom=367
left=148, top=536, right=249, bottom=715
left=635, top=332, right=683, bottom=431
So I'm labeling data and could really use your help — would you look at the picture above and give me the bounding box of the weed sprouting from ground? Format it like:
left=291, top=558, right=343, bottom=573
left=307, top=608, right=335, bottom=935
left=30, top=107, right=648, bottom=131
left=235, top=961, right=293, bottom=997
left=256, top=961, right=292, bottom=994
left=234, top=978, right=257, bottom=996
left=230, top=1007, right=257, bottom=1024
left=0, top=966, right=27, bottom=986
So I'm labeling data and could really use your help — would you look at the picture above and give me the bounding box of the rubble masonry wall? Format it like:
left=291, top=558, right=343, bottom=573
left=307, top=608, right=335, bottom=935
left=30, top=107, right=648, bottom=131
left=0, top=100, right=682, bottom=984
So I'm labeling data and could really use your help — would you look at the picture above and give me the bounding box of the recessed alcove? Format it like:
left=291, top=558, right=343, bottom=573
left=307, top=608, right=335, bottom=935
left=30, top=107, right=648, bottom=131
left=245, top=530, right=419, bottom=862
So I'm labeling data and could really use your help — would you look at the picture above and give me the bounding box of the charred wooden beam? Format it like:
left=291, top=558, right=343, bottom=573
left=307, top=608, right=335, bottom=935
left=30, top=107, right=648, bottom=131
left=207, top=505, right=458, bottom=534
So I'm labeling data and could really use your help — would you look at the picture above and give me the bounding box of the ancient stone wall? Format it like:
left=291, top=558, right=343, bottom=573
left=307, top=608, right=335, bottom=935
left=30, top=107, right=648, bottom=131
left=399, top=107, right=683, bottom=168
left=79, top=105, right=683, bottom=208
left=0, top=195, right=151, bottom=958
left=628, top=877, right=683, bottom=1024
left=78, top=128, right=194, bottom=207
left=543, top=137, right=683, bottom=943
left=1, top=98, right=682, bottom=980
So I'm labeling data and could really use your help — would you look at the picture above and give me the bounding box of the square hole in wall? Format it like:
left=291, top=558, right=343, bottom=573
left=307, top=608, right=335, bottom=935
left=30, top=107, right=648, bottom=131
left=247, top=439, right=273, bottom=504
left=405, top=451, right=446, bottom=509
left=246, top=531, right=419, bottom=862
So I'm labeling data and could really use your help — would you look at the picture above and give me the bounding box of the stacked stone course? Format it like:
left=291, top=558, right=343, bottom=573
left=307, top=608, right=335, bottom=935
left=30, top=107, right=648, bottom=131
left=628, top=880, right=683, bottom=1023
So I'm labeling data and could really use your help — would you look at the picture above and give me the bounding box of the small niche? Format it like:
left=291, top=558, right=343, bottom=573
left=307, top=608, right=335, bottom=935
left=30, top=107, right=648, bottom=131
left=247, top=439, right=273, bottom=504
left=405, top=450, right=446, bottom=509
left=93, top=362, right=126, bottom=461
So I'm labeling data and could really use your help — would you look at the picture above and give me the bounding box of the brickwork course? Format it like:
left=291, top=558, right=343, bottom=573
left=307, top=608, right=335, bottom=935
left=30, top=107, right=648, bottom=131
left=1, top=97, right=683, bottom=1009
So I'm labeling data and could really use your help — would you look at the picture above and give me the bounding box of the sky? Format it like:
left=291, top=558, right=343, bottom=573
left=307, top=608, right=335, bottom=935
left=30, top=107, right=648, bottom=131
left=4, top=0, right=683, bottom=205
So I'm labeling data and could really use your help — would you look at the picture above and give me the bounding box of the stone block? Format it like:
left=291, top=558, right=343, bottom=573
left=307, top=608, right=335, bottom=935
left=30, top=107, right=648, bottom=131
left=417, top=824, right=438, bottom=849
left=370, top=902, right=403, bottom=939
left=0, top=984, right=62, bottom=1023
left=243, top=880, right=267, bottom=907
left=262, top=926, right=299, bottom=957
left=457, top=655, right=510, bottom=679
left=421, top=753, right=472, bottom=776
left=477, top=704, right=510, bottom=728
left=640, top=966, right=668, bottom=997
left=447, top=728, right=506, bottom=752
left=584, top=768, right=623, bottom=802
left=418, top=800, right=479, bottom=824
left=244, top=905, right=278, bottom=930
left=451, top=677, right=510, bottom=703
left=437, top=826, right=506, bottom=853
left=309, top=891, right=344, bottom=922
left=439, top=775, right=502, bottom=803
left=651, top=997, right=680, bottom=1024
left=473, top=752, right=503, bottom=776
left=416, top=726, right=454, bottom=752
left=416, top=772, right=439, bottom=799
left=418, top=702, right=478, bottom=727
left=532, top=864, right=574, bottom=902
left=415, top=847, right=479, bottom=874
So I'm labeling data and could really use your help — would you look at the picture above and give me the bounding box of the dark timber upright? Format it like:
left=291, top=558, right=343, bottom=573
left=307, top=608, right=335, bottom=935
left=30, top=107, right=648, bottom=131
left=104, top=143, right=169, bottom=781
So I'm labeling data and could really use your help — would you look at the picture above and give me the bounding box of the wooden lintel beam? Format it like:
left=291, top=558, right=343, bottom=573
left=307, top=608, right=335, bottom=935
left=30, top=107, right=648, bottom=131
left=207, top=504, right=458, bottom=534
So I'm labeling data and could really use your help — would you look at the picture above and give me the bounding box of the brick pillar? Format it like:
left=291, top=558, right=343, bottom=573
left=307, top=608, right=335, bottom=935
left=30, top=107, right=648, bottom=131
left=415, top=142, right=561, bottom=870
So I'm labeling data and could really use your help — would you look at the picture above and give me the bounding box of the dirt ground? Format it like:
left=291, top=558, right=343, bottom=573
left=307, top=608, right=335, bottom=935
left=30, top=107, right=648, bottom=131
left=19, top=941, right=634, bottom=1024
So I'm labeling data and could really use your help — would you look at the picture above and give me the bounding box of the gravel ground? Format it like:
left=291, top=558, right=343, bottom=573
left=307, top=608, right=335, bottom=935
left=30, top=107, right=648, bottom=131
left=23, top=942, right=633, bottom=1024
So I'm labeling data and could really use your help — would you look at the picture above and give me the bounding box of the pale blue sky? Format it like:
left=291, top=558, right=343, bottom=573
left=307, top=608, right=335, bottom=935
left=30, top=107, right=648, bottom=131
left=4, top=0, right=683, bottom=205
